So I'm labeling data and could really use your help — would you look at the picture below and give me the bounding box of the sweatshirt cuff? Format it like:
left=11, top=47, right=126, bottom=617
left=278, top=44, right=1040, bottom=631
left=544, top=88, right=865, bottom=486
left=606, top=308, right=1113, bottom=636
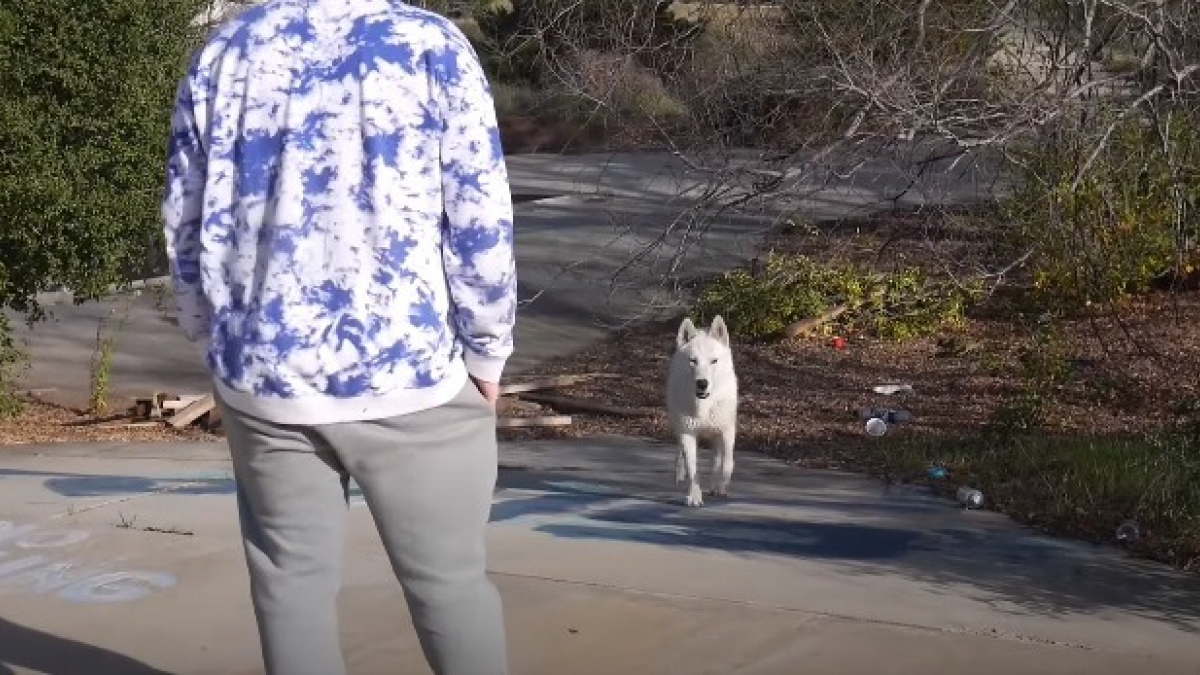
left=463, top=349, right=508, bottom=384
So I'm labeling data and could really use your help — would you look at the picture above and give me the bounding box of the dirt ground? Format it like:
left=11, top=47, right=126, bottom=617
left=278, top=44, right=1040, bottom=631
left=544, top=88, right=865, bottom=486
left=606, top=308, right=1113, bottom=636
left=0, top=397, right=219, bottom=446
left=500, top=208, right=1200, bottom=469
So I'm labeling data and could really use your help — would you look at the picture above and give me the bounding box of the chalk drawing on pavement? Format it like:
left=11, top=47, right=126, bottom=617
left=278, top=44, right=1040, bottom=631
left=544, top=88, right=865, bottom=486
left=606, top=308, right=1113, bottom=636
left=0, top=521, right=177, bottom=603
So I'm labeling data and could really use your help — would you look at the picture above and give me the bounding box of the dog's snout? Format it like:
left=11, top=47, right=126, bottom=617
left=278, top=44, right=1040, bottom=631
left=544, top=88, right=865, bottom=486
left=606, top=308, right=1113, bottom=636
left=696, top=379, right=709, bottom=390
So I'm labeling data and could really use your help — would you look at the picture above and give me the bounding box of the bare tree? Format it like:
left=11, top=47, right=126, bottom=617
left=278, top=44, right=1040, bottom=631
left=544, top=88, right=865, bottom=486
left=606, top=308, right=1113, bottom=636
left=475, top=0, right=1198, bottom=320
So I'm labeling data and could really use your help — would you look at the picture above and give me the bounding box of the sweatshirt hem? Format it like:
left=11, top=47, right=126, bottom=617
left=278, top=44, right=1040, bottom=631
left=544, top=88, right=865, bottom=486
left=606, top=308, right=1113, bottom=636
left=213, top=361, right=469, bottom=426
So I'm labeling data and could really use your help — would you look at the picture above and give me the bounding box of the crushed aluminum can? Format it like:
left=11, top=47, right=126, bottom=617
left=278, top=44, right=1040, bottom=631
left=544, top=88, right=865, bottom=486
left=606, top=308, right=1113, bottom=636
left=858, top=408, right=914, bottom=425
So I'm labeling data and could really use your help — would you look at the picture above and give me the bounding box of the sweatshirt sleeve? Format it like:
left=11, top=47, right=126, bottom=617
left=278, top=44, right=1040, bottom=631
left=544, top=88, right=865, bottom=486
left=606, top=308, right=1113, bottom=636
left=430, top=30, right=518, bottom=384
left=161, top=73, right=212, bottom=344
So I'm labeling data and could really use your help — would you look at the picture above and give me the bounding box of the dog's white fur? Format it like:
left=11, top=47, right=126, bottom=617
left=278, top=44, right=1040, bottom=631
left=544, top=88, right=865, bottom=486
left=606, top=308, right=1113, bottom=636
left=666, top=315, right=738, bottom=507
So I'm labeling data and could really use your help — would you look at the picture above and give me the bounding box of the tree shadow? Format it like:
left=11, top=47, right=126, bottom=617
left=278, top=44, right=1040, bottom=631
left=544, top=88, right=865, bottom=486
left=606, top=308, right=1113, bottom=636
left=0, top=615, right=171, bottom=675
left=0, top=468, right=236, bottom=497
left=489, top=467, right=1200, bottom=633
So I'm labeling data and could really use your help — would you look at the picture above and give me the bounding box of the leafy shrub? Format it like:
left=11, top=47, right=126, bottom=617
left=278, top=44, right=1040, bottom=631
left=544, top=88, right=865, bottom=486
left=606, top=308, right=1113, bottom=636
left=1003, top=111, right=1200, bottom=311
left=693, top=253, right=976, bottom=341
left=0, top=0, right=205, bottom=394
left=0, top=315, right=26, bottom=420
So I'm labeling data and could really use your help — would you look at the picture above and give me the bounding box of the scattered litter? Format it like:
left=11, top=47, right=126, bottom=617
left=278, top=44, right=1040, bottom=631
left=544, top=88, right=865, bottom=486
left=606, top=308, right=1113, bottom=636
left=926, top=465, right=947, bottom=480
left=1116, top=520, right=1140, bottom=544
left=857, top=408, right=914, bottom=425
left=864, top=417, right=888, bottom=436
left=956, top=486, right=984, bottom=509
left=859, top=407, right=914, bottom=436
left=830, top=336, right=848, bottom=350
left=873, top=384, right=914, bottom=395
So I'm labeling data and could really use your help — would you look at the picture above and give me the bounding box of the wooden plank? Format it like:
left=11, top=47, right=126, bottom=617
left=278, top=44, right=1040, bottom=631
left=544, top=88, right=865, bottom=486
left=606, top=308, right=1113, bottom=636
left=515, top=392, right=652, bottom=418
left=498, top=373, right=615, bottom=396
left=161, top=395, right=207, bottom=412
left=496, top=415, right=572, bottom=428
left=169, top=394, right=216, bottom=428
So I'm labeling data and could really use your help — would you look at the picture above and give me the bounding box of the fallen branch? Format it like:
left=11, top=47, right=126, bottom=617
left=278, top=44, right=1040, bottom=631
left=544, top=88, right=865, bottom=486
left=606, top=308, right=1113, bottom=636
left=64, top=411, right=134, bottom=427
left=783, top=290, right=886, bottom=339
left=516, top=392, right=653, bottom=418
left=783, top=303, right=854, bottom=339
left=94, top=421, right=161, bottom=430
left=498, top=373, right=617, bottom=396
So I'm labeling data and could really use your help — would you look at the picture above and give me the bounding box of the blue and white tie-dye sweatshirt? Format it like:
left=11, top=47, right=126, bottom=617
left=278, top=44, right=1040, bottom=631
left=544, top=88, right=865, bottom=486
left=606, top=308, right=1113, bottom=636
left=161, top=0, right=517, bottom=426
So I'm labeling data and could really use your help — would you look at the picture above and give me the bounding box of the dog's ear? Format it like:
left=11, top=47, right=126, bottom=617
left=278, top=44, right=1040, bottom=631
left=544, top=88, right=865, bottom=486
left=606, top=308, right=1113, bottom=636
left=709, top=315, right=730, bottom=346
left=677, top=317, right=698, bottom=348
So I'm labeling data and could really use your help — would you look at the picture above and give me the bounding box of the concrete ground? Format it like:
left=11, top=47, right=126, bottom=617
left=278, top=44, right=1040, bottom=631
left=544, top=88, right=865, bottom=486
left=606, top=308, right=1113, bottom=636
left=2, top=437, right=1199, bottom=674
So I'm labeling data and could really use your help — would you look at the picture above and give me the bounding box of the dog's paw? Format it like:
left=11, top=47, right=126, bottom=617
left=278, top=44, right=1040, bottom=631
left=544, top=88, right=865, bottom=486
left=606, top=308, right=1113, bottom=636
left=708, top=487, right=729, bottom=499
left=685, top=484, right=704, bottom=507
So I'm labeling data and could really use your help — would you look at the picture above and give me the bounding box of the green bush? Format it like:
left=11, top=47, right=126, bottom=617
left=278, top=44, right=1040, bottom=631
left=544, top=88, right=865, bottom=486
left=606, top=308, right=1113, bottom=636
left=694, top=252, right=976, bottom=341
left=0, top=314, right=26, bottom=420
left=1004, top=111, right=1200, bottom=311
left=0, top=0, right=205, bottom=405
left=0, top=0, right=205, bottom=312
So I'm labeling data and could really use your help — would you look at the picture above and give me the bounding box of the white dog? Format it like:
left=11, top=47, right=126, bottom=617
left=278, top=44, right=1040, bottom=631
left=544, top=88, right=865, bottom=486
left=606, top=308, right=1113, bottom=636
left=666, top=315, right=739, bottom=507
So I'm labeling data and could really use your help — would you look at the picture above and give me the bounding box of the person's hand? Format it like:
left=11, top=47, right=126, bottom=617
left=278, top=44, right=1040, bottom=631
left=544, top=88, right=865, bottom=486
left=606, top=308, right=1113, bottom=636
left=471, top=376, right=500, bottom=405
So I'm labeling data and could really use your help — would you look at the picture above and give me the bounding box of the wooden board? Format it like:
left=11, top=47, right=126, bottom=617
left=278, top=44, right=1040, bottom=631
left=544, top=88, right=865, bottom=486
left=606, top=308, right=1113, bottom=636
left=161, top=395, right=207, bottom=412
left=496, top=415, right=572, bottom=428
left=169, top=394, right=216, bottom=428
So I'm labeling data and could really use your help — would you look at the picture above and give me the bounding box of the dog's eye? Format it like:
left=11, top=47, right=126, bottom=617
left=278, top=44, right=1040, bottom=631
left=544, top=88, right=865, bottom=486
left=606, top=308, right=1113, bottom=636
left=710, top=358, right=718, bottom=364
left=689, top=358, right=698, bottom=365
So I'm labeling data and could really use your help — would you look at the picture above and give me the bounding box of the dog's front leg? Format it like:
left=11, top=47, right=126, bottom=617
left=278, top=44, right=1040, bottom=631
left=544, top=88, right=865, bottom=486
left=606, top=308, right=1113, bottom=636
left=678, top=434, right=703, bottom=507
left=711, top=429, right=736, bottom=498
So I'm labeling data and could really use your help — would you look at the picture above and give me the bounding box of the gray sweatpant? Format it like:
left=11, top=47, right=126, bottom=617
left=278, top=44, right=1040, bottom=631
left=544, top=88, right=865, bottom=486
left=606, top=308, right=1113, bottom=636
left=217, top=381, right=508, bottom=675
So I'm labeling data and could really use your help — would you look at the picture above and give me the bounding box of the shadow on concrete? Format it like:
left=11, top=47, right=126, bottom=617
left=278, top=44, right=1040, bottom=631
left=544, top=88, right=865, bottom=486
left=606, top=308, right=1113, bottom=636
left=0, top=469, right=236, bottom=497
left=0, top=616, right=171, bottom=675
left=8, top=450, right=1199, bottom=634
left=490, top=469, right=1200, bottom=633
left=491, top=485, right=924, bottom=560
